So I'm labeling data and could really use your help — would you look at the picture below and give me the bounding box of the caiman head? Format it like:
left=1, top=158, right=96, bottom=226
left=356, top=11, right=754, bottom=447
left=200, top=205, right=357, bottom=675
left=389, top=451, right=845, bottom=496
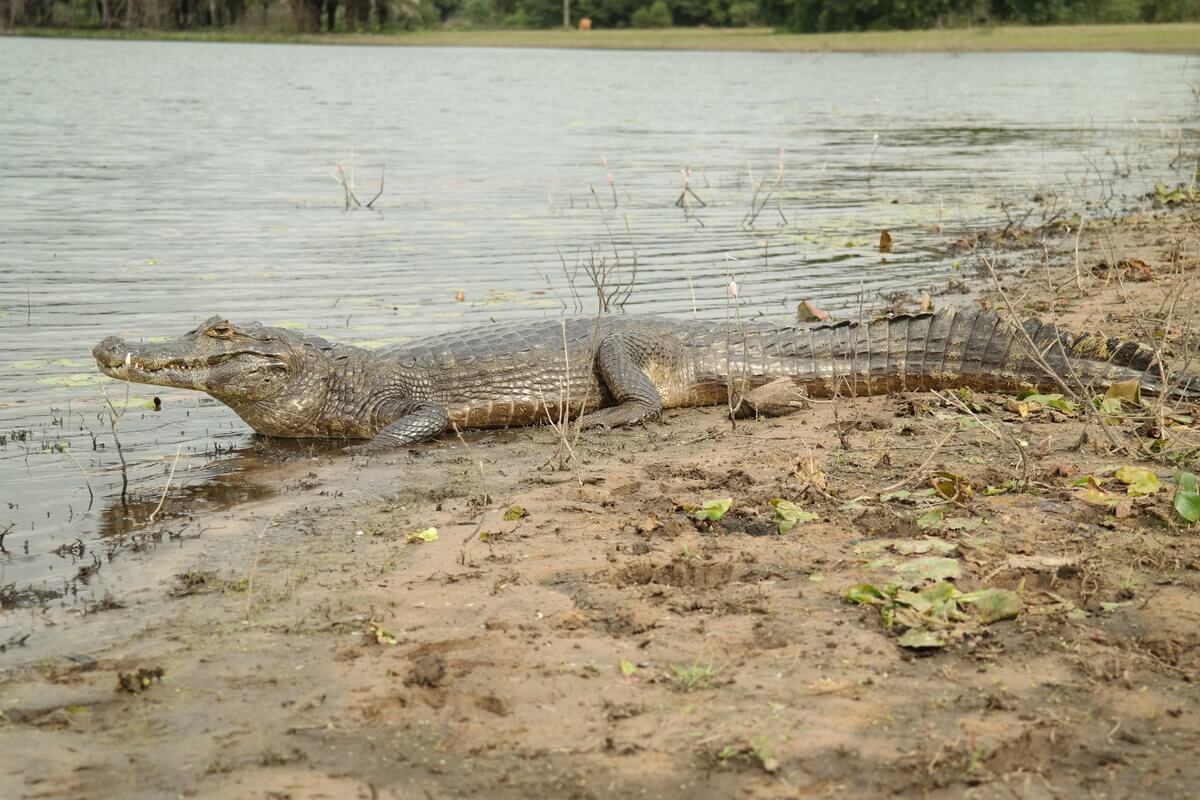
left=93, top=316, right=342, bottom=437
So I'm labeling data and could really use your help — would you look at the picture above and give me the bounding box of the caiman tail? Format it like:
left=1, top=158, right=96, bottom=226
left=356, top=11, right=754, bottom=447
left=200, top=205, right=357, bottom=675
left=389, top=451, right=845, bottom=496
left=731, top=307, right=1199, bottom=401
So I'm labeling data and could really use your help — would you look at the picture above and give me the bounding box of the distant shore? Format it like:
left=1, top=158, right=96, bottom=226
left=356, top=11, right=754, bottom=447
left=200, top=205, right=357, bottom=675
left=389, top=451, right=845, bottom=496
left=7, top=22, right=1200, bottom=53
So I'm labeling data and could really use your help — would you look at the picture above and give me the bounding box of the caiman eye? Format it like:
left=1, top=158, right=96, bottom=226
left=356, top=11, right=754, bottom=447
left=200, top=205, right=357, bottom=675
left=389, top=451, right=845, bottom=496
left=207, top=322, right=234, bottom=338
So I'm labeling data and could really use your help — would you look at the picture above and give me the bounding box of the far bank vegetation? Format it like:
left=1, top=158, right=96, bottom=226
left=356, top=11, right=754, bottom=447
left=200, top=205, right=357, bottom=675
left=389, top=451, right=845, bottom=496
left=3, top=0, right=1198, bottom=35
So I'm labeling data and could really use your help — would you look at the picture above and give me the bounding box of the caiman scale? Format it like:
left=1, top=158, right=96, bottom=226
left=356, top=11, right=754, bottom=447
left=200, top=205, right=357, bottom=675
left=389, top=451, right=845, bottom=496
left=93, top=309, right=1199, bottom=451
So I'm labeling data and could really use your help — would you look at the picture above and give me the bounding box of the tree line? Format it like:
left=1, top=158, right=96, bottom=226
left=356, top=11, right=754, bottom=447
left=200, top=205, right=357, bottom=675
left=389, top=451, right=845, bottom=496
left=2, top=0, right=1196, bottom=33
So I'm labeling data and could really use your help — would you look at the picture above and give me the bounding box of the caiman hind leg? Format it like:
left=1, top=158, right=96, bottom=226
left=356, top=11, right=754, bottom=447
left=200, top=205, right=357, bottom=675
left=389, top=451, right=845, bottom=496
left=356, top=400, right=450, bottom=451
left=577, top=333, right=665, bottom=429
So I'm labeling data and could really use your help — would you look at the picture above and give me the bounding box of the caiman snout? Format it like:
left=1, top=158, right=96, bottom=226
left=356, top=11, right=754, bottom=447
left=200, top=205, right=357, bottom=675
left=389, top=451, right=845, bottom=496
left=93, top=336, right=130, bottom=369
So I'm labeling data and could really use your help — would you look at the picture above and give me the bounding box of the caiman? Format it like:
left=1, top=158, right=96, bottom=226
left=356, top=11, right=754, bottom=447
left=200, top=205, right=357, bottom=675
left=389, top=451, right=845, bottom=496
left=93, top=309, right=1198, bottom=451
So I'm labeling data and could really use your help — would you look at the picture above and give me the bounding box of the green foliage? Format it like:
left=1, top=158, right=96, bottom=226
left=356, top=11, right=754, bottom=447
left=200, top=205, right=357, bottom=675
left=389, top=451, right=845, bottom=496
left=461, top=0, right=496, bottom=25
left=769, top=498, right=818, bottom=533
left=631, top=0, right=673, bottom=25
left=759, top=0, right=1197, bottom=31
left=2, top=0, right=1196, bottom=35
left=727, top=0, right=757, bottom=23
left=500, top=7, right=534, bottom=25
left=685, top=497, right=732, bottom=522
left=506, top=0, right=561, bottom=26
left=1175, top=472, right=1200, bottom=524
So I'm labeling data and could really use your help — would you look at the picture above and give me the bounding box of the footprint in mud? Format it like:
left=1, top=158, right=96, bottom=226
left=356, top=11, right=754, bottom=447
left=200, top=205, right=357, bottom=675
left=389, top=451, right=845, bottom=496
left=615, top=555, right=735, bottom=589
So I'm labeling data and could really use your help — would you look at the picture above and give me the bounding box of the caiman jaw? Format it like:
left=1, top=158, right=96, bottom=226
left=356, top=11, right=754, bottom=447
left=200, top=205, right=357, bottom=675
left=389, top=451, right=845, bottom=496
left=92, top=336, right=285, bottom=392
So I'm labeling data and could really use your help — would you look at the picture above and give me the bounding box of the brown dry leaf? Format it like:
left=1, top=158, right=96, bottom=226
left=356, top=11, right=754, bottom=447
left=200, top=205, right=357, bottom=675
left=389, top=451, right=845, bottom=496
left=1117, top=258, right=1154, bottom=281
left=797, top=300, right=829, bottom=322
left=1075, top=476, right=1117, bottom=507
left=796, top=458, right=829, bottom=492
left=1005, top=399, right=1034, bottom=418
left=1105, top=379, right=1142, bottom=406
left=931, top=471, right=973, bottom=501
left=637, top=514, right=663, bottom=534
left=879, top=229, right=893, bottom=253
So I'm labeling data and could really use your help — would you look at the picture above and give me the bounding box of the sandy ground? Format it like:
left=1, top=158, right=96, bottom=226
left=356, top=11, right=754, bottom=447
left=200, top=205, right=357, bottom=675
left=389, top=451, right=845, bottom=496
left=2, top=209, right=1200, bottom=799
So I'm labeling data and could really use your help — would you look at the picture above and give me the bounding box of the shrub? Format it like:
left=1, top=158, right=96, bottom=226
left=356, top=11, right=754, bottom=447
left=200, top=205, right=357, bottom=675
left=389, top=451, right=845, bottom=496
left=501, top=6, right=533, bottom=24
left=726, top=0, right=756, bottom=24
left=630, top=0, right=671, bottom=25
left=460, top=0, right=494, bottom=24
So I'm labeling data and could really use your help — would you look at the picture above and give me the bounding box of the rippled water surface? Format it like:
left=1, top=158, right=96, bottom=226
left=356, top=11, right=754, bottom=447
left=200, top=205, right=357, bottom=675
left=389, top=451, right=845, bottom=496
left=1, top=38, right=1197, bottom=598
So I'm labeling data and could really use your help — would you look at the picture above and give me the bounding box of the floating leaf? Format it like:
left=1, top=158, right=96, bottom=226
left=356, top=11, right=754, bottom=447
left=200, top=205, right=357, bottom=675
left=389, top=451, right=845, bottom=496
left=879, top=229, right=893, bottom=253
left=687, top=498, right=732, bottom=522
left=1114, top=466, right=1160, bottom=496
left=503, top=505, right=528, bottom=521
left=960, top=588, right=1022, bottom=623
left=769, top=498, right=818, bottom=534
left=1174, top=472, right=1200, bottom=524
left=619, top=660, right=637, bottom=677
left=406, top=527, right=439, bottom=543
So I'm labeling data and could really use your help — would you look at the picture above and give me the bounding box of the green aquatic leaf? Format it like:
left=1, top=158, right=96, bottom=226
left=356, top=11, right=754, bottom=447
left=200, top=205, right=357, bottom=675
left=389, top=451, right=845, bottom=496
left=35, top=373, right=113, bottom=388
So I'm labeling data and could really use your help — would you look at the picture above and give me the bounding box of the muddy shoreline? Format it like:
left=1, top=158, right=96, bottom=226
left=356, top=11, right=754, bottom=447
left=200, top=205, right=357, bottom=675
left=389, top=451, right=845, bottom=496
left=3, top=208, right=1200, bottom=799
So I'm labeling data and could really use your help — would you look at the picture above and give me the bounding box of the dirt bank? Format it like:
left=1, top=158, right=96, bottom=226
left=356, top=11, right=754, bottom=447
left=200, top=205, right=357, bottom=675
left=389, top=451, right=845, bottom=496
left=2, top=209, right=1200, bottom=799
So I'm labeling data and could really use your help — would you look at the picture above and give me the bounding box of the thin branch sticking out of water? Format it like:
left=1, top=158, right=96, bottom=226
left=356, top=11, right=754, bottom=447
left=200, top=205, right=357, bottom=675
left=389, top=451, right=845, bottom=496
left=147, top=444, right=183, bottom=525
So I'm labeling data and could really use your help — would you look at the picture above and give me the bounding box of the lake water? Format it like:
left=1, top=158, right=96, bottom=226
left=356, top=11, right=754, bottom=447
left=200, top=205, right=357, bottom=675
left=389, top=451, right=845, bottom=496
left=0, top=37, right=1197, bottom=600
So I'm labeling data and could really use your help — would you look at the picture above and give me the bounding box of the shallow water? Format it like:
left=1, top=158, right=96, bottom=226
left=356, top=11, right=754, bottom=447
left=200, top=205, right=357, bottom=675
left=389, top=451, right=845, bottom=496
left=0, top=38, right=1196, bottom=599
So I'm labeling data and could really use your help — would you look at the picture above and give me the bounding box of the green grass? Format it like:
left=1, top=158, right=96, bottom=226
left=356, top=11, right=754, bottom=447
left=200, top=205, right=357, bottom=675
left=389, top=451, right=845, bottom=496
left=7, top=22, right=1200, bottom=53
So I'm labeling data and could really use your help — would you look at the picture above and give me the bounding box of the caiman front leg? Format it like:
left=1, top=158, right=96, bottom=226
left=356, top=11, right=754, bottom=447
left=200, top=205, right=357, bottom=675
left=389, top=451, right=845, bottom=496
left=577, top=333, right=665, bottom=429
left=352, top=399, right=450, bottom=452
